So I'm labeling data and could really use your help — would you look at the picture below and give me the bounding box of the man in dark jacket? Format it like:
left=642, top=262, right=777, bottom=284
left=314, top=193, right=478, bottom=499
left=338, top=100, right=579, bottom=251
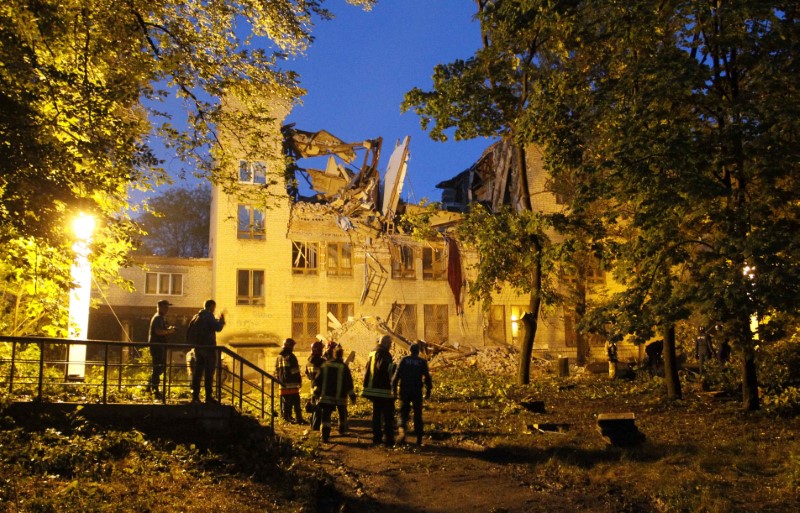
left=392, top=342, right=432, bottom=445
left=306, top=340, right=326, bottom=430
left=313, top=345, right=356, bottom=442
left=276, top=338, right=304, bottom=423
left=362, top=335, right=395, bottom=446
left=148, top=299, right=176, bottom=400
left=188, top=299, right=225, bottom=404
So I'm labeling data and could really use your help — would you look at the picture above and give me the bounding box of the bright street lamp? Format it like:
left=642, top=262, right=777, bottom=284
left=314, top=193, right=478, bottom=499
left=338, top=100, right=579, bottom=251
left=67, top=213, right=95, bottom=380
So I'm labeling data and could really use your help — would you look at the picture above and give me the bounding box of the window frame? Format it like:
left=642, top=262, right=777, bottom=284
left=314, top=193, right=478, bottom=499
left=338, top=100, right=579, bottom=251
left=391, top=244, right=417, bottom=280
left=424, top=304, right=449, bottom=345
left=326, top=302, right=354, bottom=326
left=292, top=302, right=320, bottom=343
left=389, top=303, right=417, bottom=341
left=236, top=269, right=265, bottom=305
left=326, top=242, right=353, bottom=277
left=292, top=241, right=320, bottom=275
left=238, top=160, right=267, bottom=185
left=237, top=204, right=266, bottom=240
left=422, top=246, right=447, bottom=280
left=144, top=272, right=184, bottom=296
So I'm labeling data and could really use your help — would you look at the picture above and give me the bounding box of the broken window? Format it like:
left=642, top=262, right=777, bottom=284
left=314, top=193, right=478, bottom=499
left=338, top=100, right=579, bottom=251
left=389, top=303, right=417, bottom=341
left=391, top=244, right=416, bottom=280
left=422, top=247, right=446, bottom=280
left=292, top=302, right=319, bottom=343
left=424, top=304, right=449, bottom=345
left=237, top=269, right=265, bottom=305
left=486, top=305, right=506, bottom=344
left=239, top=160, right=267, bottom=185
left=237, top=205, right=265, bottom=240
left=327, top=303, right=354, bottom=326
left=327, top=242, right=353, bottom=276
left=292, top=241, right=319, bottom=275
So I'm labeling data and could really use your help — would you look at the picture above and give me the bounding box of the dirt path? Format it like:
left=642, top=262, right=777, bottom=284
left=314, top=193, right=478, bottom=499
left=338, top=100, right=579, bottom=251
left=284, top=418, right=580, bottom=513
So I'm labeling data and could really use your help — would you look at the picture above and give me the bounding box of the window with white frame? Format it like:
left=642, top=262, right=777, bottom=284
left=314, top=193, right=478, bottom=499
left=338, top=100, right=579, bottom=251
left=237, top=269, right=265, bottom=305
left=237, top=204, right=266, bottom=240
left=238, top=160, right=267, bottom=185
left=292, top=241, right=319, bottom=275
left=327, top=242, right=352, bottom=276
left=145, top=273, right=183, bottom=296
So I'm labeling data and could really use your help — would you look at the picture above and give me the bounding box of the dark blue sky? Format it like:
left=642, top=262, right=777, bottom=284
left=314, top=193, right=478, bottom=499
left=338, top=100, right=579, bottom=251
left=142, top=1, right=491, bottom=205
left=285, top=0, right=492, bottom=202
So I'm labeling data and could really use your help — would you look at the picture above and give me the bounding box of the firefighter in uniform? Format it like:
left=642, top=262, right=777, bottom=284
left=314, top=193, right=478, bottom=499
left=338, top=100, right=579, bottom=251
left=305, top=340, right=325, bottom=430
left=313, top=345, right=356, bottom=442
left=362, top=335, right=395, bottom=446
left=275, top=338, right=304, bottom=424
left=392, top=342, right=432, bottom=445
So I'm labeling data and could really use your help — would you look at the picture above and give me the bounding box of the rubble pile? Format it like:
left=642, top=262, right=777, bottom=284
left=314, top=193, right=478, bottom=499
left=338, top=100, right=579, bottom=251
left=430, top=345, right=518, bottom=375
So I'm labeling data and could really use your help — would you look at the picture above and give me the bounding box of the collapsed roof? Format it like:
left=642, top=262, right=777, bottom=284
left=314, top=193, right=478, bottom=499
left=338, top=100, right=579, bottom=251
left=282, top=124, right=410, bottom=225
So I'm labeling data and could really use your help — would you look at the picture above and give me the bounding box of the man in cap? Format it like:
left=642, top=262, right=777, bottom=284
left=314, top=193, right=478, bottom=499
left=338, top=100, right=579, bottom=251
left=148, top=299, right=176, bottom=400
left=362, top=335, right=395, bottom=446
left=276, top=337, right=304, bottom=423
left=392, top=342, right=433, bottom=445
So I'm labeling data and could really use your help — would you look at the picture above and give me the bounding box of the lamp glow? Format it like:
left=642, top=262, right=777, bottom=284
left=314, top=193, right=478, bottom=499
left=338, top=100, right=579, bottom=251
left=67, top=213, right=95, bottom=379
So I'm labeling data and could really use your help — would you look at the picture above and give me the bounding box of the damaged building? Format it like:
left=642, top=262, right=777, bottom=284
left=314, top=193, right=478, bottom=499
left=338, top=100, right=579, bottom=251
left=90, top=112, right=634, bottom=373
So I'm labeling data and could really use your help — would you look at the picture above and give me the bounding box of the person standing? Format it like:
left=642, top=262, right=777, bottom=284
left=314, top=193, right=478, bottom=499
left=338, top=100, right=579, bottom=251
left=306, top=340, right=326, bottom=431
left=392, top=342, right=432, bottom=446
left=275, top=338, right=304, bottom=424
left=187, top=299, right=225, bottom=404
left=148, top=299, right=176, bottom=400
left=313, top=345, right=356, bottom=442
left=605, top=340, right=618, bottom=379
left=695, top=326, right=714, bottom=374
left=362, top=335, right=395, bottom=447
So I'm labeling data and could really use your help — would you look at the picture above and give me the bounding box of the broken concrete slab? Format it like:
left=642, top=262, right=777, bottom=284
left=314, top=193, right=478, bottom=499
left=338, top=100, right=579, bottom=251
left=596, top=412, right=646, bottom=447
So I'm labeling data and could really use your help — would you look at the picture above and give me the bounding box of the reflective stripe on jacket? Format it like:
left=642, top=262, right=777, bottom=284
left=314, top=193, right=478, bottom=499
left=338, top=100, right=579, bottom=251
left=276, top=351, right=301, bottom=394
left=362, top=346, right=394, bottom=399
left=314, top=360, right=354, bottom=406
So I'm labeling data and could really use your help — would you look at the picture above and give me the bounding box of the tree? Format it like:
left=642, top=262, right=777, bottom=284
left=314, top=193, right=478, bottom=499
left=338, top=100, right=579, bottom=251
left=521, top=1, right=800, bottom=408
left=138, top=186, right=210, bottom=258
left=456, top=205, right=555, bottom=384
left=0, top=0, right=375, bottom=336
left=402, top=1, right=575, bottom=383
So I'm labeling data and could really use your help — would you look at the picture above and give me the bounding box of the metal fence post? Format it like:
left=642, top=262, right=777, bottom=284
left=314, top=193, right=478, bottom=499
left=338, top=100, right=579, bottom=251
left=9, top=339, right=17, bottom=394
left=37, top=341, right=44, bottom=402
left=102, top=342, right=109, bottom=404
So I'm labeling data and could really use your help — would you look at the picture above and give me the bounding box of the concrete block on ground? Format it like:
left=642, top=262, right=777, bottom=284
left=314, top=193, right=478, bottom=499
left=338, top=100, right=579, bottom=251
left=596, top=412, right=646, bottom=447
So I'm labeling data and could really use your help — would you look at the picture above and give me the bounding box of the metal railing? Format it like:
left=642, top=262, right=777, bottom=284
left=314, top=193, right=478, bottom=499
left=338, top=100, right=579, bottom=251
left=0, top=336, right=281, bottom=430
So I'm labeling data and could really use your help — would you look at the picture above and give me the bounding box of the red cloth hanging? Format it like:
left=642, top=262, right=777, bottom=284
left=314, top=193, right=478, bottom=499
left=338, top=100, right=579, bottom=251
left=447, top=238, right=463, bottom=315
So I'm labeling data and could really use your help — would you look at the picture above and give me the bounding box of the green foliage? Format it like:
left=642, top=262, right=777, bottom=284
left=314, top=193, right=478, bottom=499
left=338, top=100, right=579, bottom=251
left=1, top=0, right=376, bottom=338
left=137, top=186, right=211, bottom=258
left=456, top=204, right=555, bottom=310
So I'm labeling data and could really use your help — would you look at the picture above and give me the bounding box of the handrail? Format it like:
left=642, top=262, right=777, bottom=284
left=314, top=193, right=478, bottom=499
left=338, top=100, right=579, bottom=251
left=0, top=335, right=282, bottom=431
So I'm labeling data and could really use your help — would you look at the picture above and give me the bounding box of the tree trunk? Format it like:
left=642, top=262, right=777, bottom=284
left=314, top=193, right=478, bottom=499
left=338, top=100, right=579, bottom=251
left=663, top=324, right=682, bottom=400
left=517, top=312, right=537, bottom=385
left=575, top=267, right=588, bottom=366
left=518, top=254, right=542, bottom=385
